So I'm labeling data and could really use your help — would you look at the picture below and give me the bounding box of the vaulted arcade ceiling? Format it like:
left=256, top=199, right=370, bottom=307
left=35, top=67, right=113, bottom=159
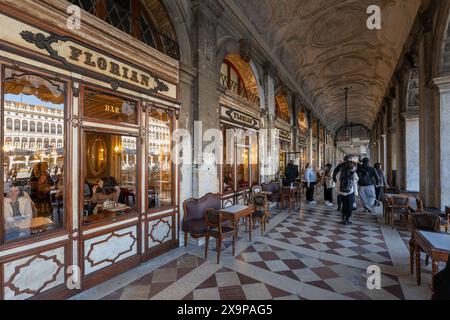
left=232, top=0, right=421, bottom=132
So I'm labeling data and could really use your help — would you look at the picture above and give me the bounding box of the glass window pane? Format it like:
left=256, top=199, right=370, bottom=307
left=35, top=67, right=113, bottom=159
left=148, top=109, right=172, bottom=209
left=3, top=68, right=65, bottom=243
left=84, top=90, right=137, bottom=125
left=249, top=132, right=258, bottom=186
left=236, top=130, right=249, bottom=190
left=223, top=127, right=235, bottom=192
left=82, top=132, right=137, bottom=224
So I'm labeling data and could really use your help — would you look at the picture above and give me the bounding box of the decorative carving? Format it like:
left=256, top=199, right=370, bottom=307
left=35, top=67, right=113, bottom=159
left=85, top=230, right=137, bottom=268
left=68, top=115, right=83, bottom=128
left=149, top=217, right=172, bottom=246
left=4, top=250, right=64, bottom=299
left=72, top=82, right=80, bottom=97
left=110, top=80, right=120, bottom=90
left=139, top=126, right=147, bottom=138
left=20, top=31, right=70, bottom=66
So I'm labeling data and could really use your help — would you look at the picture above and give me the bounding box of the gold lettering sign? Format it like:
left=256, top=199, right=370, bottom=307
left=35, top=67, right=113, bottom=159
left=105, top=105, right=120, bottom=114
left=0, top=13, right=178, bottom=99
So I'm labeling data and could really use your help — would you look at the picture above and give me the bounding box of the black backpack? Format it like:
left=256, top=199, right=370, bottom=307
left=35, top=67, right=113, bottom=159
left=339, top=171, right=353, bottom=193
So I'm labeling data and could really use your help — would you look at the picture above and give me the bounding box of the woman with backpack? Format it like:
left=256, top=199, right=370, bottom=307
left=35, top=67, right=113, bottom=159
left=337, top=161, right=359, bottom=225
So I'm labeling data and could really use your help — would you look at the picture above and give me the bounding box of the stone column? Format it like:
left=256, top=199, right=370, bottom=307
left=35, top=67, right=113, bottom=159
left=307, top=111, right=313, bottom=165
left=191, top=0, right=223, bottom=198
left=263, top=63, right=277, bottom=182
left=419, top=27, right=440, bottom=207
left=432, top=76, right=450, bottom=210
left=402, top=111, right=420, bottom=192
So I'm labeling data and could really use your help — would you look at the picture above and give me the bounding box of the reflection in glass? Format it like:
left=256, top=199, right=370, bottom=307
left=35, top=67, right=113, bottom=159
left=223, top=127, right=235, bottom=193
left=83, top=133, right=137, bottom=223
left=2, top=68, right=65, bottom=242
left=236, top=130, right=249, bottom=190
left=148, top=109, right=172, bottom=209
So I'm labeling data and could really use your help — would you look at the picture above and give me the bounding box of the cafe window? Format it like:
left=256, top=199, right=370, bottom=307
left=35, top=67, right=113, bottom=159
left=148, top=108, right=173, bottom=209
left=2, top=68, right=66, bottom=244
left=84, top=90, right=138, bottom=125
left=82, top=132, right=137, bottom=224
left=222, top=126, right=258, bottom=193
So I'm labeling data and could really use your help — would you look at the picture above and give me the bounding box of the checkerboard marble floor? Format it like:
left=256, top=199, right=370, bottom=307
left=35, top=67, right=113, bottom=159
left=72, top=201, right=433, bottom=300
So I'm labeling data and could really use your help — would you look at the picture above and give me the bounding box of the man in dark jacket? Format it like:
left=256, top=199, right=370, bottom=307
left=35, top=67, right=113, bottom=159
left=285, top=160, right=299, bottom=186
left=333, top=155, right=351, bottom=211
left=356, top=158, right=381, bottom=213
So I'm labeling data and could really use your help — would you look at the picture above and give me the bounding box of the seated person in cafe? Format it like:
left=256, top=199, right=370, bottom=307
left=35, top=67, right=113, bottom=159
left=91, top=176, right=121, bottom=215
left=4, top=183, right=35, bottom=240
left=28, top=162, right=52, bottom=217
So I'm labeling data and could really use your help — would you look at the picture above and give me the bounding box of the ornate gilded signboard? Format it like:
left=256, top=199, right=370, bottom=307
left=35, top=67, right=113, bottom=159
left=0, top=13, right=177, bottom=99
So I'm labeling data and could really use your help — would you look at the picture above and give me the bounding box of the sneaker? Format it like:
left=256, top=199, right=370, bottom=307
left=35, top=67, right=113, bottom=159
left=311, top=201, right=317, bottom=205
left=346, top=220, right=353, bottom=225
left=325, top=202, right=333, bottom=207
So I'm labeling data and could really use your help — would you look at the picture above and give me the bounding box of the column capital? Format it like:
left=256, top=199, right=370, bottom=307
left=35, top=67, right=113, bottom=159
left=432, top=76, right=450, bottom=93
left=401, top=110, right=419, bottom=120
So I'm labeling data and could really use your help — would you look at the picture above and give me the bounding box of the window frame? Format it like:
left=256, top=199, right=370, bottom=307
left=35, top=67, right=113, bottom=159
left=145, top=105, right=176, bottom=214
left=0, top=64, right=69, bottom=246
left=79, top=84, right=142, bottom=227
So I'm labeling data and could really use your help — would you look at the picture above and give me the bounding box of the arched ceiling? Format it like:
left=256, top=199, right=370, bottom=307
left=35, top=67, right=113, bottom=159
left=233, top=0, right=421, bottom=132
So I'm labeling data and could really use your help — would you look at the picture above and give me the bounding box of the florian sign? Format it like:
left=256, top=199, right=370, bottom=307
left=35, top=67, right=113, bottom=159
left=0, top=13, right=177, bottom=99
left=221, top=106, right=260, bottom=129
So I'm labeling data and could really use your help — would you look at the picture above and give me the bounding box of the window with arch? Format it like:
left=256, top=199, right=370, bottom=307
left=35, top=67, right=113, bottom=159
left=57, top=139, right=63, bottom=149
left=5, top=137, right=12, bottom=146
left=44, top=123, right=49, bottom=133
left=30, top=121, right=36, bottom=132
left=44, top=138, right=49, bottom=148
left=29, top=138, right=35, bottom=149
left=14, top=119, right=20, bottom=131
left=6, top=118, right=12, bottom=130
left=57, top=124, right=62, bottom=134
left=37, top=138, right=43, bottom=149
left=21, top=138, right=28, bottom=149
left=51, top=124, right=56, bottom=134
left=13, top=137, right=20, bottom=148
left=22, top=120, right=28, bottom=132
left=69, top=0, right=179, bottom=60
left=37, top=122, right=42, bottom=132
left=220, top=60, right=246, bottom=96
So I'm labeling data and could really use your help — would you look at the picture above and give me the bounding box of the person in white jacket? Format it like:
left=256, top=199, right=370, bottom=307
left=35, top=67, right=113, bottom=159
left=337, top=162, right=359, bottom=225
left=4, top=184, right=34, bottom=240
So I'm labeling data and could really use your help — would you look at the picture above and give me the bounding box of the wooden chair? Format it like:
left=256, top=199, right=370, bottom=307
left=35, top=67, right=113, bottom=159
left=409, top=212, right=441, bottom=275
left=252, top=194, right=268, bottom=236
left=251, top=185, right=262, bottom=196
left=279, top=186, right=296, bottom=212
left=182, top=193, right=221, bottom=247
left=387, top=196, right=410, bottom=229
left=205, top=208, right=236, bottom=264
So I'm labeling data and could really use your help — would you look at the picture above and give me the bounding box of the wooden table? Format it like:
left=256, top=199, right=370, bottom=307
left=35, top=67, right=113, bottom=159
left=13, top=217, right=54, bottom=233
left=414, top=230, right=450, bottom=290
left=84, top=205, right=132, bottom=223
left=220, top=205, right=254, bottom=249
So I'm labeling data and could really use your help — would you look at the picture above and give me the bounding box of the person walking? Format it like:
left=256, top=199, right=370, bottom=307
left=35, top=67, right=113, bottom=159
left=304, top=163, right=317, bottom=204
left=356, top=158, right=381, bottom=213
left=323, top=163, right=335, bottom=206
left=337, top=161, right=359, bottom=225
left=374, top=162, right=389, bottom=205
left=333, top=155, right=351, bottom=211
